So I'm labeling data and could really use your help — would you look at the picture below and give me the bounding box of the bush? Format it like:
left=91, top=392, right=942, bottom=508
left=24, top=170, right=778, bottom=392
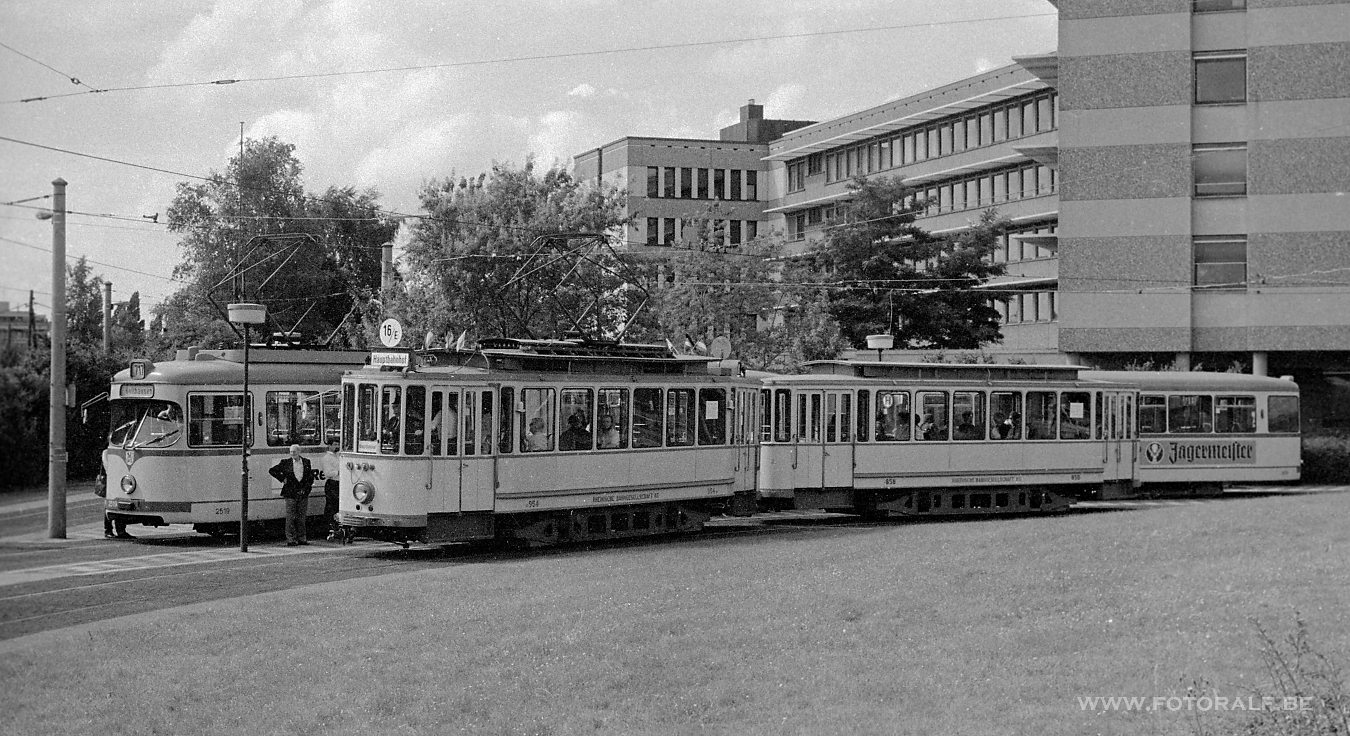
left=1302, top=430, right=1350, bottom=484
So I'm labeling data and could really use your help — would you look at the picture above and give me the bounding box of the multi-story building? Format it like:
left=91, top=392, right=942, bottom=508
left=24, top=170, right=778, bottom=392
left=1049, top=0, right=1350, bottom=403
left=0, top=300, right=48, bottom=351
left=572, top=101, right=813, bottom=253
left=571, top=0, right=1350, bottom=423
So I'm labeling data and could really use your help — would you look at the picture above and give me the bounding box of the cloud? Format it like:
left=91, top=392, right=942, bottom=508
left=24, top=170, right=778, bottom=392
left=528, top=110, right=597, bottom=169
left=568, top=83, right=597, bottom=98
left=974, top=56, right=995, bottom=74
left=765, top=83, right=808, bottom=118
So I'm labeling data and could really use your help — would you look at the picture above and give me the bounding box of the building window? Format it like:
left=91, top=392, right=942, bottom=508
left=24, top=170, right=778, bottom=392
left=662, top=217, right=676, bottom=246
left=646, top=217, right=659, bottom=246
left=729, top=220, right=742, bottom=246
left=680, top=168, right=693, bottom=199
left=807, top=153, right=823, bottom=175
left=1194, top=236, right=1247, bottom=288
left=646, top=167, right=659, bottom=198
left=788, top=161, right=805, bottom=192
left=697, top=168, right=709, bottom=199
left=747, top=220, right=758, bottom=241
left=745, top=170, right=757, bottom=201
left=730, top=170, right=742, bottom=201
left=662, top=167, right=675, bottom=198
left=790, top=212, right=807, bottom=241
left=713, top=169, right=725, bottom=200
left=1195, top=52, right=1246, bottom=104
left=1193, top=143, right=1247, bottom=196
left=1194, top=0, right=1244, bottom=11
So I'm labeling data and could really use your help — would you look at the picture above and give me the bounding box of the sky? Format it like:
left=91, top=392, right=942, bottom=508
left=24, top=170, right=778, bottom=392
left=0, top=0, right=1058, bottom=320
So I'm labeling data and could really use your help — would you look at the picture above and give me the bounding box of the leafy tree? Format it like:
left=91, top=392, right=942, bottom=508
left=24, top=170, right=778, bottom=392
left=650, top=203, right=845, bottom=372
left=154, top=137, right=396, bottom=354
left=811, top=176, right=1007, bottom=349
left=394, top=160, right=637, bottom=343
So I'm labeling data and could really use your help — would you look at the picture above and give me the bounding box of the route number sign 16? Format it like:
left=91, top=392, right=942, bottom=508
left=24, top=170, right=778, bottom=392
left=379, top=318, right=403, bottom=348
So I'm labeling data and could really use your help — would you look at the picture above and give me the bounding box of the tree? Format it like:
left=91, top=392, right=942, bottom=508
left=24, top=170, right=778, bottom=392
left=811, top=176, right=1007, bottom=349
left=154, top=137, right=396, bottom=355
left=650, top=203, right=845, bottom=372
left=394, top=160, right=637, bottom=343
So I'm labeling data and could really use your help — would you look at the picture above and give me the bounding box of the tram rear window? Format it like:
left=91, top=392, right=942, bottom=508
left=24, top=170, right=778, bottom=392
left=188, top=393, right=251, bottom=447
left=1268, top=395, right=1300, bottom=433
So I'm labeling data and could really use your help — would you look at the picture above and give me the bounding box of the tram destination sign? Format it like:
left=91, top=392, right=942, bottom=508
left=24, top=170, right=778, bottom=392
left=1144, top=440, right=1256, bottom=465
left=371, top=351, right=411, bottom=368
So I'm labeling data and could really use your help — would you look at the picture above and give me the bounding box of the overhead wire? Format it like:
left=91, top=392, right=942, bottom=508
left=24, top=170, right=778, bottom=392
left=0, top=40, right=99, bottom=94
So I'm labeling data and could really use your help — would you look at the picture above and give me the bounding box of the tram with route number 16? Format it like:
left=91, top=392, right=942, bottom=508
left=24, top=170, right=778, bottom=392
left=335, top=338, right=762, bottom=546
left=102, top=346, right=367, bottom=536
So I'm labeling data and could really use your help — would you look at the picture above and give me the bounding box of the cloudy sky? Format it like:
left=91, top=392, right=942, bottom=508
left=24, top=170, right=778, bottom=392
left=0, top=0, right=1057, bottom=318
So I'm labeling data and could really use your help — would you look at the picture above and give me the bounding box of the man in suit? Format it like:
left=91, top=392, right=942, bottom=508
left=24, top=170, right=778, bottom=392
left=269, top=444, right=314, bottom=546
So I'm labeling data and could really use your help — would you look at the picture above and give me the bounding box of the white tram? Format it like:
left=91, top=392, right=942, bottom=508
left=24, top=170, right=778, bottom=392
left=1081, top=370, right=1301, bottom=495
left=102, top=347, right=367, bottom=535
left=758, top=362, right=1139, bottom=516
left=336, top=338, right=761, bottom=546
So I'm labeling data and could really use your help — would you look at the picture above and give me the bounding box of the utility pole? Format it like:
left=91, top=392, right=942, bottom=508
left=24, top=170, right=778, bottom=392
left=48, top=178, right=67, bottom=539
left=380, top=241, right=394, bottom=293
left=28, top=290, right=35, bottom=349
left=103, top=281, right=112, bottom=354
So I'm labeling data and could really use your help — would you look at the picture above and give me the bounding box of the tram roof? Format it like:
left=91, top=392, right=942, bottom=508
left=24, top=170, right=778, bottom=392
left=798, top=360, right=1091, bottom=383
left=111, top=347, right=368, bottom=386
left=361, top=337, right=730, bottom=377
left=1080, top=370, right=1299, bottom=393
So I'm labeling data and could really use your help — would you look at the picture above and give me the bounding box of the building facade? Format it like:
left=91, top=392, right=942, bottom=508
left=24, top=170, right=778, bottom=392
left=0, top=300, right=48, bottom=351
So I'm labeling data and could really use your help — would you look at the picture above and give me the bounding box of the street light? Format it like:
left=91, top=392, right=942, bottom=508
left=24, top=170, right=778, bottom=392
left=228, top=302, right=266, bottom=552
left=865, top=333, right=894, bottom=362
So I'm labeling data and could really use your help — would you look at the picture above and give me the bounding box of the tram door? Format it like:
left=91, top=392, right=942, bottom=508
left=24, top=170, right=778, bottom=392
left=1100, top=391, right=1132, bottom=482
left=822, top=390, right=855, bottom=488
left=793, top=391, right=824, bottom=490
left=459, top=388, right=495, bottom=511
left=428, top=388, right=462, bottom=513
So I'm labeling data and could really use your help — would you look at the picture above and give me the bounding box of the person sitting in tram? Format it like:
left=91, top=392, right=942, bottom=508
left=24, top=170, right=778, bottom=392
left=596, top=412, right=621, bottom=449
left=992, top=412, right=1011, bottom=439
left=954, top=412, right=978, bottom=440
left=559, top=413, right=592, bottom=451
left=917, top=412, right=937, bottom=440
left=525, top=417, right=549, bottom=451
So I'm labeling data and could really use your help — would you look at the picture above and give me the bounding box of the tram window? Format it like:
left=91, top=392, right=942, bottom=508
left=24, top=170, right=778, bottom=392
left=341, top=384, right=355, bottom=452
left=809, top=394, right=822, bottom=442
left=188, top=393, right=251, bottom=447
left=668, top=388, right=696, bottom=447
left=990, top=391, right=1021, bottom=439
left=1059, top=391, right=1091, bottom=439
left=826, top=393, right=838, bottom=443
left=633, top=388, right=664, bottom=448
left=952, top=392, right=985, bottom=441
left=404, top=386, right=425, bottom=455
left=875, top=391, right=911, bottom=441
left=796, top=394, right=807, bottom=442
left=429, top=391, right=443, bottom=456
left=1024, top=391, right=1057, bottom=440
left=478, top=392, right=493, bottom=455
left=498, top=387, right=514, bottom=454
left=1214, top=396, right=1255, bottom=433
left=916, top=392, right=948, bottom=441
left=760, top=389, right=772, bottom=441
left=356, top=384, right=377, bottom=450
left=856, top=390, right=870, bottom=442
left=444, top=393, right=460, bottom=454
left=520, top=388, right=555, bottom=452
left=839, top=393, right=852, bottom=443
left=559, top=389, right=594, bottom=451
left=463, top=393, right=477, bottom=456
left=322, top=390, right=340, bottom=446
left=109, top=399, right=182, bottom=449
left=1168, top=394, right=1213, bottom=433
left=265, top=391, right=321, bottom=447
left=379, top=386, right=401, bottom=455
left=698, top=388, right=727, bottom=445
left=596, top=388, right=628, bottom=449
left=773, top=389, right=791, bottom=443
left=1139, top=395, right=1167, bottom=433
left=1268, top=395, right=1300, bottom=433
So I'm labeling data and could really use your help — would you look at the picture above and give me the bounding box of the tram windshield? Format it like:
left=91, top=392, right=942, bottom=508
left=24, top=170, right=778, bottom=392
left=109, top=399, right=183, bottom=449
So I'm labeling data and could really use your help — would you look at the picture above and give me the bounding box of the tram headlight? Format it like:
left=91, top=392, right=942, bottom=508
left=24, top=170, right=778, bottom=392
left=352, top=480, right=375, bottom=504
left=119, top=475, right=137, bottom=494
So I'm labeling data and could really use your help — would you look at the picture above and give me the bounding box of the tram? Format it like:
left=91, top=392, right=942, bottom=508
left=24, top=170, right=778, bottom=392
left=758, top=362, right=1138, bottom=517
left=1081, top=370, right=1301, bottom=495
left=102, top=346, right=367, bottom=535
left=336, top=338, right=761, bottom=546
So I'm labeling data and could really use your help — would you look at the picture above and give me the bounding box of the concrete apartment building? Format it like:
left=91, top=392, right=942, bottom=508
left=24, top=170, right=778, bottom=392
left=571, top=0, right=1350, bottom=423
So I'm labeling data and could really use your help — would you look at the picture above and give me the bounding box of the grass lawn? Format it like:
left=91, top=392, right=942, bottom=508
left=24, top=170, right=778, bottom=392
left=2, top=491, right=1348, bottom=736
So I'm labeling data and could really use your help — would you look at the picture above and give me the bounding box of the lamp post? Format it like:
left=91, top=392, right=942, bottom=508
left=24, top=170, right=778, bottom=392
left=865, top=333, right=894, bottom=363
left=228, top=303, right=266, bottom=552
left=43, top=179, right=67, bottom=539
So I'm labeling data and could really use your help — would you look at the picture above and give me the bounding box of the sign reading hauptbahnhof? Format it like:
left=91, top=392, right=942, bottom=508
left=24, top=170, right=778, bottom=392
left=1144, top=441, right=1256, bottom=465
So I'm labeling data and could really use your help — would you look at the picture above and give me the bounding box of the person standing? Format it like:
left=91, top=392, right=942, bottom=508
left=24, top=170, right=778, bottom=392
left=269, top=444, right=314, bottom=546
left=321, top=441, right=341, bottom=540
